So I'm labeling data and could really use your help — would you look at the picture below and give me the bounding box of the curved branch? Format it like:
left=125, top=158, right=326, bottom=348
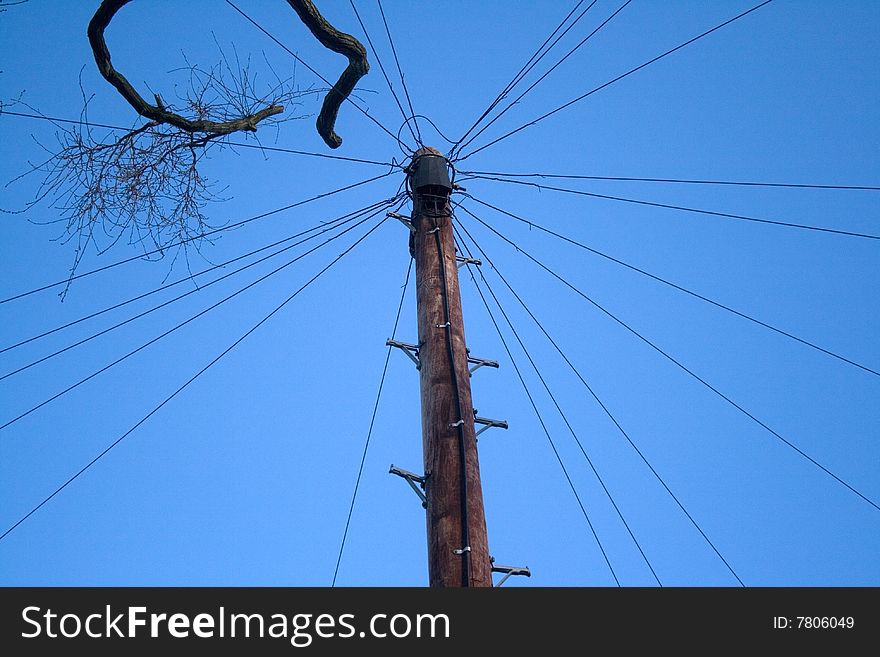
left=88, top=0, right=283, bottom=134
left=286, top=0, right=369, bottom=148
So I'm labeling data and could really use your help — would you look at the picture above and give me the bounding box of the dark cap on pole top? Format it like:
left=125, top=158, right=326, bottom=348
left=410, top=146, right=452, bottom=196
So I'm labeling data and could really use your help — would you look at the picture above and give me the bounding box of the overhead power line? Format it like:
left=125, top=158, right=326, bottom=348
left=454, top=226, right=621, bottom=586
left=462, top=205, right=880, bottom=514
left=469, top=175, right=880, bottom=240
left=454, top=222, right=663, bottom=586
left=332, top=256, right=413, bottom=586
left=0, top=198, right=394, bottom=356
left=454, top=0, right=630, bottom=157
left=0, top=110, right=399, bottom=167
left=457, top=208, right=745, bottom=586
left=465, top=195, right=879, bottom=378
left=377, top=0, right=422, bottom=146
left=459, top=0, right=774, bottom=161
left=451, top=0, right=596, bottom=155
left=0, top=200, right=399, bottom=381
left=0, top=215, right=389, bottom=543
left=0, top=204, right=395, bottom=432
left=224, top=0, right=410, bottom=152
left=459, top=169, right=880, bottom=192
left=0, top=170, right=396, bottom=305
left=349, top=0, right=418, bottom=146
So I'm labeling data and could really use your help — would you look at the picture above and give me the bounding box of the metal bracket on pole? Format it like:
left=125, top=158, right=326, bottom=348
left=389, top=464, right=427, bottom=508
left=387, top=211, right=416, bottom=233
left=387, top=339, right=498, bottom=377
left=456, top=255, right=482, bottom=269
left=474, top=415, right=509, bottom=438
left=467, top=355, right=499, bottom=376
left=491, top=558, right=531, bottom=587
left=386, top=339, right=421, bottom=370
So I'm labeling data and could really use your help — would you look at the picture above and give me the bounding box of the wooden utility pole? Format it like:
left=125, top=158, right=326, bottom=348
left=408, top=147, right=492, bottom=587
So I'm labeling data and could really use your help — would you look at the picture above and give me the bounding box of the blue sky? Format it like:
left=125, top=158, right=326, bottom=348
left=1, top=0, right=878, bottom=586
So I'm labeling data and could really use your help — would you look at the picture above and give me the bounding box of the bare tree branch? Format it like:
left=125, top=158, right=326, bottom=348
left=88, top=0, right=285, bottom=134
left=286, top=0, right=369, bottom=148
left=8, top=0, right=370, bottom=297
left=7, top=44, right=308, bottom=298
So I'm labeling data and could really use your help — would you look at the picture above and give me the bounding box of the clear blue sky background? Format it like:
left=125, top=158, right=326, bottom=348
left=1, top=0, right=878, bottom=586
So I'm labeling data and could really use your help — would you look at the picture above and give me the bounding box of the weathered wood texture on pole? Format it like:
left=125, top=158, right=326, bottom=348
left=410, top=147, right=492, bottom=587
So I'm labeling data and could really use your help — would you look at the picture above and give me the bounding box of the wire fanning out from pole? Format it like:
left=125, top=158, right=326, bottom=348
left=453, top=222, right=622, bottom=586
left=0, top=213, right=392, bottom=542
left=453, top=220, right=662, bottom=586
left=459, top=203, right=880, bottom=515
left=332, top=255, right=413, bottom=586
left=0, top=170, right=397, bottom=305
left=1, top=200, right=401, bottom=432
left=463, top=194, right=880, bottom=377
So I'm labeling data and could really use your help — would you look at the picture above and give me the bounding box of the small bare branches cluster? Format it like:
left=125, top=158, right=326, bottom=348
left=15, top=45, right=310, bottom=292
left=5, top=0, right=369, bottom=297
left=26, top=103, right=221, bottom=279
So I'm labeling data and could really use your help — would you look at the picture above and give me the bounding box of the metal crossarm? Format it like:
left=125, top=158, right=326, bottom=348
left=387, top=211, right=416, bottom=232
left=474, top=415, right=509, bottom=437
left=467, top=354, right=499, bottom=375
left=389, top=464, right=427, bottom=508
left=386, top=338, right=421, bottom=369
left=491, top=561, right=531, bottom=587
left=387, top=339, right=499, bottom=377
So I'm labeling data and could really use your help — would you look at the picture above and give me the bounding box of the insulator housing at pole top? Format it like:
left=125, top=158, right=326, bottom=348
left=411, top=153, right=452, bottom=196
left=408, top=147, right=453, bottom=216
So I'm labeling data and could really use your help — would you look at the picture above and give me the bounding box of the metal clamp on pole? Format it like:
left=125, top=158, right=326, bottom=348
left=386, top=338, right=420, bottom=369
left=467, top=354, right=499, bottom=376
left=389, top=464, right=427, bottom=508
left=456, top=255, right=482, bottom=269
left=387, top=211, right=416, bottom=233
left=474, top=415, right=509, bottom=438
left=491, top=559, right=531, bottom=587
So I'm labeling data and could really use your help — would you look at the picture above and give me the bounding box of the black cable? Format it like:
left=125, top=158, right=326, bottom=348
left=0, top=170, right=395, bottom=305
left=0, top=110, right=400, bottom=167
left=376, top=0, right=422, bottom=146
left=458, top=169, right=880, bottom=192
left=224, top=0, right=411, bottom=153
left=451, top=0, right=591, bottom=156
left=0, top=199, right=400, bottom=381
left=456, top=213, right=744, bottom=586
left=1, top=198, right=395, bottom=356
left=430, top=215, right=472, bottom=587
left=455, top=221, right=657, bottom=585
left=349, top=0, right=418, bottom=147
left=332, top=255, right=413, bottom=587
left=454, top=221, right=662, bottom=585
left=464, top=207, right=880, bottom=514
left=0, top=215, right=389, bottom=543
left=0, top=205, right=393, bottom=433
left=400, top=115, right=457, bottom=147
left=455, top=0, right=629, bottom=158
left=469, top=175, right=880, bottom=240
left=455, top=222, right=621, bottom=586
left=466, top=195, right=879, bottom=378
left=459, top=0, right=774, bottom=162
left=224, top=141, right=396, bottom=167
